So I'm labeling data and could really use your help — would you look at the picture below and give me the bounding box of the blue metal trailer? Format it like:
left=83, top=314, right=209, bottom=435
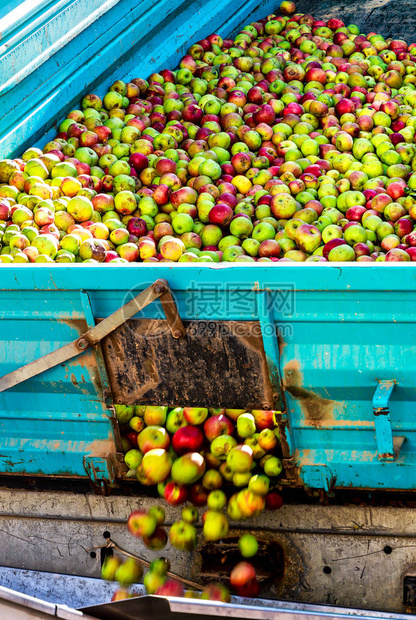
left=2, top=0, right=416, bottom=614
left=1, top=0, right=416, bottom=494
left=0, top=263, right=415, bottom=493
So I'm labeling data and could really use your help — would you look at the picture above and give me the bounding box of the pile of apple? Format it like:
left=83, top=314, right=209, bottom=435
left=120, top=404, right=283, bottom=523
left=2, top=2, right=416, bottom=262
left=104, top=404, right=282, bottom=598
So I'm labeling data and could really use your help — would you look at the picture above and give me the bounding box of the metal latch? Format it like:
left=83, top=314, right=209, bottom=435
left=83, top=456, right=116, bottom=487
left=373, top=380, right=404, bottom=461
left=0, top=279, right=185, bottom=393
left=299, top=464, right=335, bottom=493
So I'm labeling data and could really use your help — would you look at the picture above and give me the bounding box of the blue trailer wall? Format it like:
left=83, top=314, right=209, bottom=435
left=2, top=1, right=416, bottom=491
left=1, top=264, right=416, bottom=491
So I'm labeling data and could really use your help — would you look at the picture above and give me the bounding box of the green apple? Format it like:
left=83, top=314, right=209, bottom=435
left=137, top=449, right=171, bottom=486
left=203, top=510, right=229, bottom=541
left=129, top=416, right=145, bottom=433
left=207, top=489, right=227, bottom=510
left=211, top=435, right=237, bottom=459
left=144, top=406, right=168, bottom=426
left=165, top=407, right=187, bottom=433
left=144, top=571, right=166, bottom=594
left=115, top=558, right=143, bottom=586
left=236, top=413, right=256, bottom=438
left=149, top=557, right=170, bottom=575
left=183, top=407, right=209, bottom=425
left=137, top=426, right=170, bottom=453
left=202, top=469, right=223, bottom=490
left=219, top=462, right=234, bottom=481
left=263, top=455, right=283, bottom=477
left=171, top=452, right=206, bottom=484
left=227, top=494, right=245, bottom=521
left=169, top=520, right=197, bottom=551
left=124, top=449, right=143, bottom=470
left=232, top=471, right=252, bottom=487
left=182, top=506, right=199, bottom=524
left=244, top=435, right=267, bottom=460
left=148, top=505, right=165, bottom=525
left=227, top=445, right=254, bottom=473
left=248, top=474, right=270, bottom=495
left=238, top=534, right=259, bottom=558
left=101, top=556, right=122, bottom=581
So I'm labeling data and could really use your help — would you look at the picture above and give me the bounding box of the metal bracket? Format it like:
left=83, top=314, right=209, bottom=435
left=300, top=464, right=335, bottom=493
left=0, top=279, right=185, bottom=393
left=83, top=456, right=116, bottom=487
left=373, top=380, right=404, bottom=461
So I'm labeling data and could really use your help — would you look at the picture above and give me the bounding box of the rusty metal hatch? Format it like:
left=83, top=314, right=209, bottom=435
left=100, top=319, right=274, bottom=409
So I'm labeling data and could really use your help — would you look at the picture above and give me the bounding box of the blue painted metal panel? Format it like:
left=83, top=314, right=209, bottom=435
left=2, top=0, right=416, bottom=487
left=1, top=264, right=416, bottom=490
left=0, top=290, right=115, bottom=479
left=372, top=380, right=396, bottom=460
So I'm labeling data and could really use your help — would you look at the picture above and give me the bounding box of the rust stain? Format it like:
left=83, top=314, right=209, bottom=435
left=300, top=448, right=311, bottom=463
left=72, top=349, right=96, bottom=369
left=86, top=436, right=115, bottom=458
left=53, top=316, right=105, bottom=404
left=309, top=419, right=372, bottom=428
left=278, top=334, right=287, bottom=356
left=283, top=359, right=337, bottom=425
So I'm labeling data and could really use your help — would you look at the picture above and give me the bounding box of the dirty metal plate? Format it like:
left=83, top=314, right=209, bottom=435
left=100, top=319, right=274, bottom=409
left=82, top=596, right=192, bottom=620
left=82, top=595, right=389, bottom=620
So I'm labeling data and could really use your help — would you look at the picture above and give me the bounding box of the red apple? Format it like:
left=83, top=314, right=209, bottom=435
left=265, top=491, right=284, bottom=510
left=127, top=509, right=157, bottom=538
left=172, top=426, right=204, bottom=454
left=164, top=481, right=188, bottom=505
left=204, top=414, right=235, bottom=442
left=190, top=482, right=208, bottom=507
left=155, top=579, right=185, bottom=597
left=230, top=562, right=258, bottom=597
left=143, top=526, right=168, bottom=550
left=251, top=410, right=276, bottom=431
